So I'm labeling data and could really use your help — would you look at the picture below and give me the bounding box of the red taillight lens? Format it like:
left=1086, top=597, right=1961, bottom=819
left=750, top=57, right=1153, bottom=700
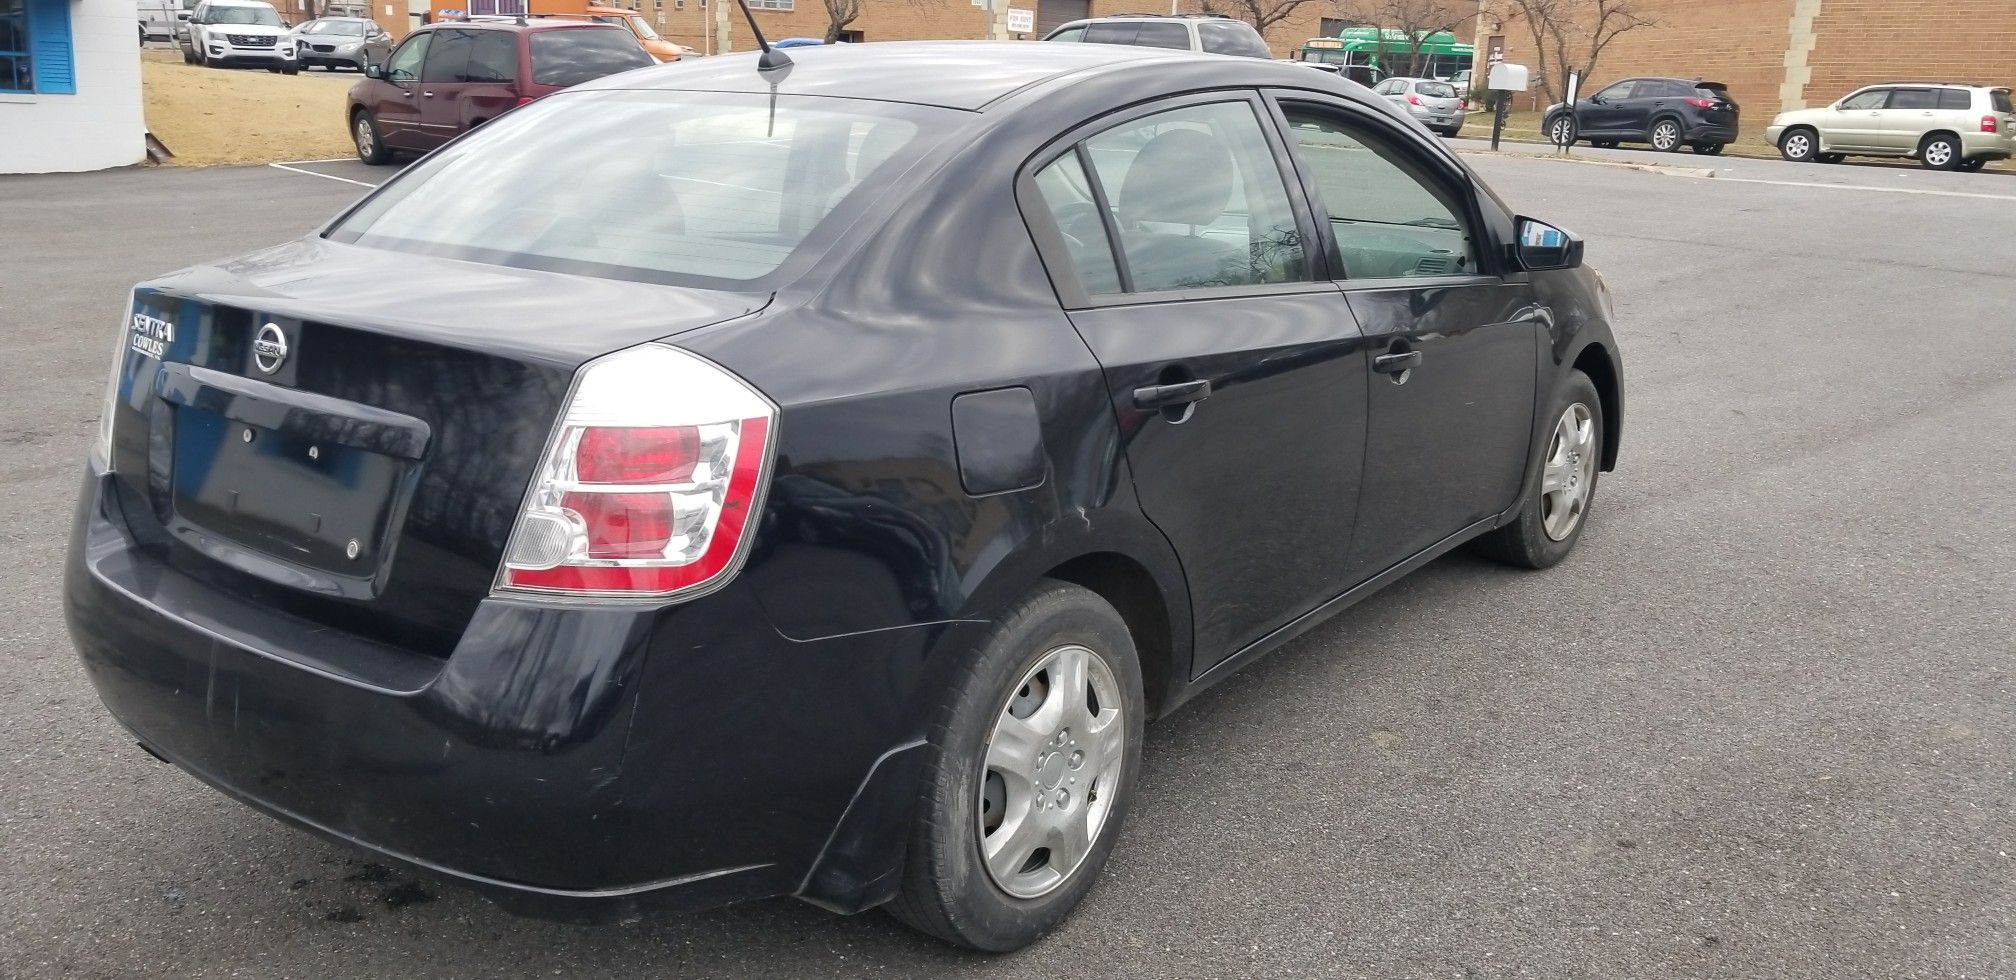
left=499, top=345, right=776, bottom=600
left=1983, top=114, right=1999, bottom=133
left=516, top=96, right=535, bottom=107
left=1686, top=97, right=1715, bottom=109
left=1458, top=99, right=1468, bottom=111
left=576, top=426, right=700, bottom=484
left=1407, top=94, right=1422, bottom=106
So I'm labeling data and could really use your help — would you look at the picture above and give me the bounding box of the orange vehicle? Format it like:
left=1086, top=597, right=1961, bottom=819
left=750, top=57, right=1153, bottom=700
left=429, top=0, right=680, bottom=61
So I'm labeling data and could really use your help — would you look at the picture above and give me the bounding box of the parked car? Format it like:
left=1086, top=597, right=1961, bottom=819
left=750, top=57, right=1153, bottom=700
left=74, top=42, right=1623, bottom=952
left=1767, top=83, right=2016, bottom=171
left=138, top=0, right=192, bottom=42
left=1374, top=76, right=1468, bottom=136
left=288, top=16, right=385, bottom=71
left=1042, top=13, right=1272, bottom=58
left=347, top=20, right=652, bottom=164
left=180, top=0, right=296, bottom=72
left=1544, top=76, right=1739, bottom=154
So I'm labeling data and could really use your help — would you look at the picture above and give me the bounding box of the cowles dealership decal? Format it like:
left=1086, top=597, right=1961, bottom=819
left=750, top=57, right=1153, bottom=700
left=129, top=312, right=174, bottom=360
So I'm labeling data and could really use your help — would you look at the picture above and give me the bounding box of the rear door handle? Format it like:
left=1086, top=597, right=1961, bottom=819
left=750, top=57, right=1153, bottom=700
left=1132, top=379, right=1212, bottom=411
left=1373, top=350, right=1423, bottom=375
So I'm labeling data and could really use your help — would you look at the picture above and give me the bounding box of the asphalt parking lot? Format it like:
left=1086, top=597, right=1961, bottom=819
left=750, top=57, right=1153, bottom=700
left=2, top=149, right=2012, bottom=979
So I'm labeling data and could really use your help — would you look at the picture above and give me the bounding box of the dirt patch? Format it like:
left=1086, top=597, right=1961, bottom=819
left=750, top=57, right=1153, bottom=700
left=143, top=54, right=358, bottom=166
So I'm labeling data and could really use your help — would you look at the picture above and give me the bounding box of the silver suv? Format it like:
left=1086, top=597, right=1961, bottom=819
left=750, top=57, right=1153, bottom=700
left=1768, top=84, right=2015, bottom=171
left=1040, top=14, right=1272, bottom=59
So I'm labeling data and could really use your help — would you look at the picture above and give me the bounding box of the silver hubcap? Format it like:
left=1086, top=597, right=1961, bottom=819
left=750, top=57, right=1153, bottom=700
left=1551, top=119, right=1570, bottom=144
left=355, top=118, right=373, bottom=155
left=1787, top=133, right=1810, bottom=157
left=1541, top=402, right=1597, bottom=541
left=1926, top=142, right=1952, bottom=166
left=1654, top=123, right=1678, bottom=149
left=978, top=644, right=1124, bottom=899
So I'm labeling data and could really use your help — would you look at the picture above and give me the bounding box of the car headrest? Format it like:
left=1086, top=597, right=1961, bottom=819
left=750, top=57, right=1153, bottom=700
left=1118, top=128, right=1234, bottom=228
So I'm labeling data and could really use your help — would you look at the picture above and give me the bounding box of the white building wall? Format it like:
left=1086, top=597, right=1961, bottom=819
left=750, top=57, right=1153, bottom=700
left=0, top=0, right=147, bottom=173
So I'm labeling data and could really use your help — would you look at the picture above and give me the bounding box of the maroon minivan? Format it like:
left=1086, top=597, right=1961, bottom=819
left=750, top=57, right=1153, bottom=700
left=348, top=20, right=653, bottom=164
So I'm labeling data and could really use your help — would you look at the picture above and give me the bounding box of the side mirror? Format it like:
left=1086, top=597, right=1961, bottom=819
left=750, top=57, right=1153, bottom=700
left=364, top=63, right=383, bottom=79
left=1515, top=217, right=1583, bottom=271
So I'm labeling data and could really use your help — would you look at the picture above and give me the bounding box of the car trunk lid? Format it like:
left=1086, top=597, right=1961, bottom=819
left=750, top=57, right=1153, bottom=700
left=103, top=238, right=766, bottom=656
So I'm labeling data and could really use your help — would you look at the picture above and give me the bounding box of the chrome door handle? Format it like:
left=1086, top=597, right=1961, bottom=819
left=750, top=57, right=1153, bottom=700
left=1373, top=350, right=1422, bottom=374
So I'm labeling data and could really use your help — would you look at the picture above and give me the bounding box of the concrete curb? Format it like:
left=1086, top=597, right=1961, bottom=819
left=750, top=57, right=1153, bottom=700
left=1455, top=149, right=1718, bottom=179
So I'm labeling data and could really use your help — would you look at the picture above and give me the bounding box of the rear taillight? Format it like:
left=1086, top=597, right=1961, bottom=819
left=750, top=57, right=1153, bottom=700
left=1983, top=114, right=1999, bottom=133
left=516, top=96, right=535, bottom=107
left=1407, top=94, right=1422, bottom=106
left=1686, top=97, right=1715, bottom=109
left=498, top=344, right=776, bottom=600
left=1458, top=99, right=1468, bottom=111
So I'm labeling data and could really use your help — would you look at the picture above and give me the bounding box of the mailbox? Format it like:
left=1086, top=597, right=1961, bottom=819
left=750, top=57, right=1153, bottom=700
left=1487, top=62, right=1530, bottom=92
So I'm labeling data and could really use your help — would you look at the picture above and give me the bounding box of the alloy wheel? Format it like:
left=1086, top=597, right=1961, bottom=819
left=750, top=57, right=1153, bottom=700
left=1924, top=140, right=1954, bottom=168
left=1550, top=117, right=1573, bottom=145
left=978, top=643, right=1125, bottom=900
left=1540, top=402, right=1597, bottom=541
left=1652, top=122, right=1680, bottom=151
left=354, top=117, right=375, bottom=158
left=1784, top=132, right=1812, bottom=159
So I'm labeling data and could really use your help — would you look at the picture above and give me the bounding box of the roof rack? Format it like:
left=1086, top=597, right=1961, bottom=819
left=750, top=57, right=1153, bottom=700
left=1102, top=11, right=1234, bottom=18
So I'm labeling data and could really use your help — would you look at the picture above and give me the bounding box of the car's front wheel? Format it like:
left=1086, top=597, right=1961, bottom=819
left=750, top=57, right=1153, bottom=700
left=352, top=110, right=392, bottom=165
left=888, top=579, right=1144, bottom=951
left=1920, top=134, right=1962, bottom=170
left=1779, top=127, right=1818, bottom=162
left=1547, top=114, right=1577, bottom=147
left=1648, top=118, right=1683, bottom=152
left=1472, top=371, right=1604, bottom=569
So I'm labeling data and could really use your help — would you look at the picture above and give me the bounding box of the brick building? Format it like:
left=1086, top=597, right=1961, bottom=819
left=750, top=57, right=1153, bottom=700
left=1474, top=0, right=2016, bottom=118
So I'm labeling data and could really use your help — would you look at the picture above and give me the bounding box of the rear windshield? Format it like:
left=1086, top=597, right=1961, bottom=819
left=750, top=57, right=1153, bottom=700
left=1414, top=81, right=1458, bottom=99
left=328, top=91, right=956, bottom=286
left=1995, top=90, right=2014, bottom=114
left=304, top=19, right=366, bottom=34
left=529, top=28, right=653, bottom=86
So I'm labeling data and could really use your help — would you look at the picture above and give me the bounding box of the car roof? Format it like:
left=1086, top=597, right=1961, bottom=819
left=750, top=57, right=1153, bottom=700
left=427, top=18, right=627, bottom=33
left=589, top=41, right=1201, bottom=111
left=206, top=0, right=276, bottom=6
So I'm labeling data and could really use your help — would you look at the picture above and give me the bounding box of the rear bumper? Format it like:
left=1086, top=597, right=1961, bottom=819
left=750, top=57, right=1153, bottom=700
left=1961, top=132, right=2014, bottom=159
left=1682, top=119, right=1739, bottom=143
left=66, top=469, right=941, bottom=918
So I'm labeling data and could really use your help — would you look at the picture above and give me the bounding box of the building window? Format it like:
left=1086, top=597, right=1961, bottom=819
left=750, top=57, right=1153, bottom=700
left=748, top=0, right=791, bottom=8
left=2, top=0, right=74, bottom=93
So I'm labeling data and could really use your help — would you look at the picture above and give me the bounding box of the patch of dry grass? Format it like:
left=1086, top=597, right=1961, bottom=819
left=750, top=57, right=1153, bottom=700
left=143, top=53, right=357, bottom=166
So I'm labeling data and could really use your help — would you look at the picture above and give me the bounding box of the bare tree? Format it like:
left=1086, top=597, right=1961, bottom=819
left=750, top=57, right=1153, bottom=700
left=1199, top=0, right=1331, bottom=38
left=821, top=0, right=863, bottom=43
left=1338, top=0, right=1470, bottom=78
left=1500, top=0, right=1657, bottom=104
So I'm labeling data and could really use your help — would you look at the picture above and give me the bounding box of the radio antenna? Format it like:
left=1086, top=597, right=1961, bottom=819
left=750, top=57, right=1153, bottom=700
left=732, top=0, right=792, bottom=71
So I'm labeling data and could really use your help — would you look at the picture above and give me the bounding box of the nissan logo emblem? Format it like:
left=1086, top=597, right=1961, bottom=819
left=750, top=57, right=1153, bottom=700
left=253, top=323, right=288, bottom=374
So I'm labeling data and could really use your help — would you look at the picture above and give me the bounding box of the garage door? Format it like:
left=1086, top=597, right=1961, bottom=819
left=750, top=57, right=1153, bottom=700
left=1037, top=0, right=1089, bottom=36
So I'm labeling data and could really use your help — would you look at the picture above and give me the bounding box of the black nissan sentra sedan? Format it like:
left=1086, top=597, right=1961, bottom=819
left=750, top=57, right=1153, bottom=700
left=67, top=41, right=1624, bottom=950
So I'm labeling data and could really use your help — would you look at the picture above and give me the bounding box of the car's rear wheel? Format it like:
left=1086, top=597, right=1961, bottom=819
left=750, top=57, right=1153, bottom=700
left=1816, top=152, right=1845, bottom=164
left=1471, top=371, right=1604, bottom=570
left=1593, top=140, right=1619, bottom=149
left=1547, top=114, right=1576, bottom=147
left=1959, top=157, right=1988, bottom=172
left=1692, top=142, right=1725, bottom=156
left=352, top=110, right=392, bottom=165
left=1648, top=118, right=1683, bottom=152
left=1779, top=127, right=1818, bottom=162
left=1919, top=134, right=1962, bottom=170
left=181, top=46, right=195, bottom=64
left=888, top=579, right=1144, bottom=952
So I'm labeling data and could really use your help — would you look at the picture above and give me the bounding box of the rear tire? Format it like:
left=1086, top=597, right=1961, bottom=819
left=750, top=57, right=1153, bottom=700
left=1648, top=118, right=1683, bottom=152
left=352, top=109, right=392, bottom=165
left=1919, top=133, right=1962, bottom=170
left=1817, top=152, right=1845, bottom=164
left=1779, top=127, right=1818, bottom=162
left=1959, top=157, right=1988, bottom=172
left=1471, top=371, right=1604, bottom=570
left=1692, top=142, right=1725, bottom=156
left=1593, top=140, right=1619, bottom=149
left=887, top=579, right=1144, bottom=952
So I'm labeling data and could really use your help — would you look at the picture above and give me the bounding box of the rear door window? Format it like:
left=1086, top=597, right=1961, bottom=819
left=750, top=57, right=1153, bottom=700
left=1081, top=22, right=1135, bottom=45
left=1132, top=22, right=1190, bottom=50
left=1888, top=88, right=1938, bottom=110
left=1030, top=152, right=1123, bottom=295
left=463, top=29, right=516, bottom=83
left=529, top=27, right=652, bottom=87
left=421, top=28, right=471, bottom=83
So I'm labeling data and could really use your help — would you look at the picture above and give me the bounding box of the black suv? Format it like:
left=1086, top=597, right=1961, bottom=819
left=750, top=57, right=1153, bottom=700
left=1545, top=76, right=1740, bottom=154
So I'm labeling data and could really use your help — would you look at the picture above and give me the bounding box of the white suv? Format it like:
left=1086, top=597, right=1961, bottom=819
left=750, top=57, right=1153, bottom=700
left=180, top=0, right=297, bottom=73
left=1768, top=83, right=2015, bottom=171
left=1040, top=14, right=1272, bottom=59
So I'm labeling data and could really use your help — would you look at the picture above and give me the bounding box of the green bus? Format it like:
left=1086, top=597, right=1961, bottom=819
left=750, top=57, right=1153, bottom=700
left=1295, top=27, right=1474, bottom=86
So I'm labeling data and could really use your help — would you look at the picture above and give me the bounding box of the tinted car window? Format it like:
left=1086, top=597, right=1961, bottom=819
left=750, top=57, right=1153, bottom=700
left=465, top=30, right=516, bottom=83
left=1031, top=153, right=1122, bottom=295
left=1197, top=21, right=1270, bottom=58
left=1888, top=88, right=1938, bottom=110
left=1282, top=106, right=1475, bottom=279
left=1081, top=23, right=1135, bottom=45
left=530, top=28, right=652, bottom=87
left=1414, top=81, right=1457, bottom=99
left=1046, top=25, right=1085, bottom=42
left=385, top=32, right=430, bottom=82
left=1937, top=89, right=1971, bottom=110
left=332, top=91, right=949, bottom=286
left=208, top=4, right=280, bottom=24
left=1082, top=101, right=1307, bottom=292
left=1996, top=90, right=2014, bottom=113
left=1131, top=22, right=1190, bottom=50
left=1592, top=81, right=1632, bottom=102
left=421, top=28, right=472, bottom=83
left=1840, top=89, right=1889, bottom=110
left=304, top=19, right=366, bottom=34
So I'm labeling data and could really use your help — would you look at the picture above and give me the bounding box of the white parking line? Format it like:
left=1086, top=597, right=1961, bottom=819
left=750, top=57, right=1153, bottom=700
left=1684, top=173, right=2016, bottom=202
left=267, top=162, right=380, bottom=188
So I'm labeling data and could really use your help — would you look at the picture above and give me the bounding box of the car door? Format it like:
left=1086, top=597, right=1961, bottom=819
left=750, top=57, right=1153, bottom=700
left=1827, top=87, right=1891, bottom=151
left=1578, top=80, right=1637, bottom=136
left=374, top=31, right=431, bottom=150
left=1879, top=87, right=1941, bottom=150
left=1269, top=93, right=1541, bottom=577
left=1022, top=93, right=1370, bottom=675
left=415, top=27, right=474, bottom=149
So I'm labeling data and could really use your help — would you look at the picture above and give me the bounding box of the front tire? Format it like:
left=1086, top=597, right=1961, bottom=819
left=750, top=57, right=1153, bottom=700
left=1779, top=127, right=1818, bottom=162
left=352, top=109, right=392, bottom=165
left=888, top=579, right=1144, bottom=952
left=1471, top=371, right=1604, bottom=570
left=1648, top=118, right=1683, bottom=152
left=1547, top=113, right=1577, bottom=147
left=1920, top=134, right=1962, bottom=170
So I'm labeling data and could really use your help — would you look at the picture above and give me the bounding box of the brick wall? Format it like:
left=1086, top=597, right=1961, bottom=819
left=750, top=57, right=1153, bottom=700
left=1486, top=0, right=1796, bottom=114
left=1803, top=0, right=2016, bottom=107
left=654, top=0, right=998, bottom=52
